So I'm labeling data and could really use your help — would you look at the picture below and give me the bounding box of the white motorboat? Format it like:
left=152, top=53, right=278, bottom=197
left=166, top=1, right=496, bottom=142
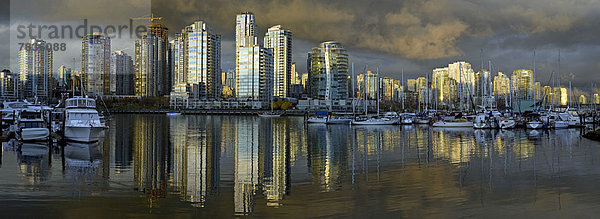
left=166, top=111, right=182, bottom=116
left=351, top=117, right=398, bottom=125
left=526, top=121, right=544, bottom=129
left=552, top=120, right=569, bottom=129
left=432, top=119, right=473, bottom=127
left=499, top=119, right=517, bottom=129
left=400, top=113, right=415, bottom=125
left=559, top=108, right=581, bottom=127
left=258, top=112, right=282, bottom=118
left=473, top=114, right=495, bottom=129
left=307, top=111, right=328, bottom=123
left=16, top=109, right=50, bottom=141
left=63, top=96, right=106, bottom=143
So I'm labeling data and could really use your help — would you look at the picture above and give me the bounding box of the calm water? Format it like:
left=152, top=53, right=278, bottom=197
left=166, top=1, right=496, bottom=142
left=1, top=114, right=600, bottom=217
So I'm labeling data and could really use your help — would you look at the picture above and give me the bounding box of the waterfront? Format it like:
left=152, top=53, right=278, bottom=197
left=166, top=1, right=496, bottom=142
left=1, top=114, right=600, bottom=217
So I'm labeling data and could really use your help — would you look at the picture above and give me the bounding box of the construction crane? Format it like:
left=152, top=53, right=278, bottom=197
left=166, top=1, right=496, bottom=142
left=132, top=13, right=163, bottom=25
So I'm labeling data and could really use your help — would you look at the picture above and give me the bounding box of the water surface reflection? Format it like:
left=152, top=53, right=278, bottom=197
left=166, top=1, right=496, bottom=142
left=0, top=114, right=599, bottom=217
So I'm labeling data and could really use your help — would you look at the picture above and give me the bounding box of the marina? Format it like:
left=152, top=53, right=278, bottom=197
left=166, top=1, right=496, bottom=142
left=1, top=114, right=600, bottom=217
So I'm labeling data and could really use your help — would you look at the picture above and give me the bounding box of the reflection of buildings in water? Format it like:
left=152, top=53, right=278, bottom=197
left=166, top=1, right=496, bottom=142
left=261, top=118, right=290, bottom=207
left=170, top=115, right=220, bottom=207
left=430, top=128, right=475, bottom=164
left=307, top=124, right=347, bottom=192
left=133, top=115, right=169, bottom=207
left=235, top=117, right=259, bottom=215
left=17, top=142, right=51, bottom=185
left=113, top=114, right=134, bottom=169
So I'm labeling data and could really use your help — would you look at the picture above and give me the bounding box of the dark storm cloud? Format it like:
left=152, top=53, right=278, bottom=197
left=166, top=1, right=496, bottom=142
left=151, top=0, right=600, bottom=87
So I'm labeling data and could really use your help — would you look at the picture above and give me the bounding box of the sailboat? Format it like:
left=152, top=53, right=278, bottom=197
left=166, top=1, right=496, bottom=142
left=351, top=67, right=399, bottom=125
left=259, top=96, right=282, bottom=118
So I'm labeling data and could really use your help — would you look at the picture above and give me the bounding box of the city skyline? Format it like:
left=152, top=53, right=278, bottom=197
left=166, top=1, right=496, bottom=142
left=3, top=0, right=600, bottom=89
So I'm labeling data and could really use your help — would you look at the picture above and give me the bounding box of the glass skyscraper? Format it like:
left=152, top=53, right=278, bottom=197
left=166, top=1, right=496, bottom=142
left=308, top=41, right=349, bottom=100
left=264, top=25, right=292, bottom=98
left=82, top=32, right=110, bottom=96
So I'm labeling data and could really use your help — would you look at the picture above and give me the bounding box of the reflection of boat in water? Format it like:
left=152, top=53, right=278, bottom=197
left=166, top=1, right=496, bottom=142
left=64, top=141, right=102, bottom=168
left=19, top=142, right=49, bottom=159
left=432, top=127, right=474, bottom=133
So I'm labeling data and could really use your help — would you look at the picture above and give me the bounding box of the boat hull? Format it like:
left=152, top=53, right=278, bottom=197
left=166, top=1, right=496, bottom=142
left=352, top=119, right=398, bottom=125
left=499, top=120, right=517, bottom=129
left=326, top=118, right=352, bottom=124
left=526, top=122, right=544, bottom=129
left=19, top=128, right=50, bottom=141
left=64, top=126, right=105, bottom=143
left=307, top=117, right=327, bottom=123
left=432, top=121, right=473, bottom=127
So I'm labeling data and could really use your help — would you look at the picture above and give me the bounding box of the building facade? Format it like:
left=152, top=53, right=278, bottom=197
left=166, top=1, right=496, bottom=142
left=19, top=38, right=53, bottom=100
left=82, top=32, right=111, bottom=96
left=264, top=25, right=292, bottom=98
left=135, top=32, right=166, bottom=97
left=236, top=45, right=274, bottom=102
left=308, top=41, right=349, bottom=100
left=111, top=51, right=134, bottom=95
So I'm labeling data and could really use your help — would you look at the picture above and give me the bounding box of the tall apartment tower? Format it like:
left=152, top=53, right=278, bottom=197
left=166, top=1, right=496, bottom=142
left=82, top=32, right=111, bottom=96
left=308, top=41, right=349, bottom=100
left=19, top=38, right=53, bottom=100
left=185, top=21, right=222, bottom=99
left=135, top=32, right=165, bottom=97
left=111, top=51, right=134, bottom=95
left=235, top=12, right=274, bottom=104
left=264, top=25, right=292, bottom=98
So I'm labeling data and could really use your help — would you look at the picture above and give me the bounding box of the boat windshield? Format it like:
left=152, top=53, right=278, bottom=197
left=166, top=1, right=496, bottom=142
left=20, top=121, right=44, bottom=128
left=67, top=112, right=99, bottom=120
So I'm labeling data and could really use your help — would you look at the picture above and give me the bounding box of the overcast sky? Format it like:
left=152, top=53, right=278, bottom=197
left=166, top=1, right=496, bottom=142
left=3, top=0, right=600, bottom=89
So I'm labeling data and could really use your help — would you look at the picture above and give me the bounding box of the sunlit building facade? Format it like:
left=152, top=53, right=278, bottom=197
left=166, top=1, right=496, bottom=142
left=135, top=32, right=165, bottom=97
left=19, top=38, right=52, bottom=100
left=493, top=72, right=509, bottom=96
left=185, top=21, right=222, bottom=99
left=356, top=70, right=377, bottom=99
left=308, top=41, right=349, bottom=100
left=510, top=69, right=534, bottom=99
left=264, top=25, right=292, bottom=98
left=432, top=67, right=450, bottom=102
left=236, top=45, right=274, bottom=102
left=82, top=32, right=111, bottom=96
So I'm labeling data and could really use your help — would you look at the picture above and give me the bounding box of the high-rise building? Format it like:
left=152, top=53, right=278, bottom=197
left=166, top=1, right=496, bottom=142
left=82, top=32, right=111, bottom=96
left=579, top=95, right=587, bottom=104
left=184, top=21, right=221, bottom=99
left=170, top=33, right=186, bottom=88
left=135, top=32, right=166, bottom=97
left=290, top=62, right=300, bottom=85
left=150, top=23, right=171, bottom=95
left=56, top=65, right=71, bottom=88
left=594, top=93, right=599, bottom=104
left=357, top=70, right=377, bottom=99
left=543, top=86, right=553, bottom=104
left=111, top=51, right=134, bottom=95
left=236, top=45, right=274, bottom=102
left=533, top=82, right=542, bottom=100
left=301, top=73, right=308, bottom=89
left=308, top=41, right=349, bottom=100
left=0, top=69, right=19, bottom=100
left=511, top=69, right=534, bottom=99
left=493, top=72, right=510, bottom=96
left=19, top=38, right=53, bottom=100
left=264, top=25, right=292, bottom=98
left=432, top=67, right=450, bottom=102
left=235, top=12, right=257, bottom=48
left=225, top=69, right=236, bottom=91
left=475, top=69, right=491, bottom=97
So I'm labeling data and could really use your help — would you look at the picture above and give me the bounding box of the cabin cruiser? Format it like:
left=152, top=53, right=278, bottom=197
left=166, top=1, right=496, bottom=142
left=307, top=111, right=328, bottom=123
left=559, top=108, right=581, bottom=127
left=16, top=108, right=50, bottom=141
left=526, top=113, right=545, bottom=129
left=400, top=113, right=415, bottom=125
left=473, top=112, right=500, bottom=129
left=63, top=96, right=106, bottom=143
left=499, top=116, right=517, bottom=129
left=2, top=101, right=28, bottom=127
